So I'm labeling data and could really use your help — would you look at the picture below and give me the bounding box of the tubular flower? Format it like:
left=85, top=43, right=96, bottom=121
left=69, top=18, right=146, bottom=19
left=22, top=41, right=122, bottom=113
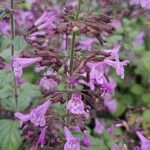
left=82, top=131, right=91, bottom=148
left=64, top=126, right=80, bottom=150
left=66, top=93, right=87, bottom=115
left=12, top=56, right=42, bottom=78
left=15, top=100, right=51, bottom=127
left=136, top=131, right=150, bottom=150
left=39, top=77, right=57, bottom=91
left=94, top=118, right=105, bottom=135
left=36, top=126, right=47, bottom=146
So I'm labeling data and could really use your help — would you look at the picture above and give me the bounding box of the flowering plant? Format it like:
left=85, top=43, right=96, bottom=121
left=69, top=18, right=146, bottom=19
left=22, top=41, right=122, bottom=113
left=0, top=0, right=150, bottom=150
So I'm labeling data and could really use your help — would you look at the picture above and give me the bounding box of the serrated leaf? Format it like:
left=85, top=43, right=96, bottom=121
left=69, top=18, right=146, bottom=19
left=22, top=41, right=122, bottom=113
left=52, top=103, right=66, bottom=116
left=0, top=70, right=13, bottom=87
left=0, top=35, right=11, bottom=50
left=20, top=83, right=41, bottom=98
left=1, top=83, right=41, bottom=112
left=1, top=94, right=30, bottom=112
left=13, top=36, right=27, bottom=52
left=0, top=119, right=22, bottom=150
left=0, top=48, right=11, bottom=61
left=0, top=85, right=13, bottom=99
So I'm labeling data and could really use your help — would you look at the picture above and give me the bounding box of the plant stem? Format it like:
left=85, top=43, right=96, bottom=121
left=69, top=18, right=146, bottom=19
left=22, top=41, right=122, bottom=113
left=69, top=0, right=82, bottom=76
left=10, top=0, right=19, bottom=112
left=67, top=0, right=82, bottom=126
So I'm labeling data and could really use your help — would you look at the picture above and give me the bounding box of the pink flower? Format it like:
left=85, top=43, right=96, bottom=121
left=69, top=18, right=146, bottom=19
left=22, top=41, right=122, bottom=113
left=15, top=100, right=51, bottom=127
left=12, top=56, right=42, bottom=78
left=66, top=93, right=86, bottom=115
left=94, top=118, right=105, bottom=135
left=39, top=77, right=57, bottom=91
left=64, top=126, right=80, bottom=150
left=36, top=126, right=47, bottom=146
left=136, top=131, right=150, bottom=150
left=82, top=131, right=91, bottom=148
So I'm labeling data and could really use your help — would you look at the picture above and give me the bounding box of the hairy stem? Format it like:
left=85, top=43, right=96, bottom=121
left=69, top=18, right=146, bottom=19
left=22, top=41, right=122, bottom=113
left=67, top=0, right=82, bottom=126
left=10, top=0, right=19, bottom=112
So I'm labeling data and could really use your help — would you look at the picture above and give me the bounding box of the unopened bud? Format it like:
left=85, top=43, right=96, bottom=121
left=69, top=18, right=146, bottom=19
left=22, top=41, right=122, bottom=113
left=72, top=26, right=79, bottom=32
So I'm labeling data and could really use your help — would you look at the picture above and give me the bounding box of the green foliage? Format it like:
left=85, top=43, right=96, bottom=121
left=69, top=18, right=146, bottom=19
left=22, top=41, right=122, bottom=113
left=0, top=120, right=22, bottom=150
left=0, top=83, right=41, bottom=112
left=0, top=70, right=13, bottom=87
left=13, top=36, right=27, bottom=52
left=0, top=35, right=11, bottom=50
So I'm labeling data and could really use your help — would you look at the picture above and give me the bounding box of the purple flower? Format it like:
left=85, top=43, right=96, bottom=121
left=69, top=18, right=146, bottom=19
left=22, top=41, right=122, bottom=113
left=104, top=59, right=130, bottom=79
left=82, top=131, right=91, bottom=148
left=63, top=126, right=80, bottom=150
left=66, top=93, right=86, bottom=115
left=111, top=19, right=122, bottom=29
left=0, top=21, right=10, bottom=35
left=112, top=144, right=120, bottom=150
left=104, top=94, right=117, bottom=113
left=12, top=56, right=42, bottom=78
left=136, top=131, right=150, bottom=150
left=36, top=126, right=47, bottom=146
left=108, top=124, right=115, bottom=135
left=34, top=10, right=57, bottom=31
left=39, top=77, right=57, bottom=91
left=78, top=38, right=97, bottom=51
left=94, top=118, right=105, bottom=135
left=130, top=0, right=140, bottom=5
left=134, top=32, right=145, bottom=45
left=15, top=113, right=31, bottom=127
left=140, top=0, right=150, bottom=9
left=86, top=62, right=107, bottom=90
left=15, top=100, right=51, bottom=127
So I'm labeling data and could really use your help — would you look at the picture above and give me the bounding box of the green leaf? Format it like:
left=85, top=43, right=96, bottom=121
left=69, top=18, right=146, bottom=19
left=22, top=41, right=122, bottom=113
left=1, top=94, right=30, bottom=112
left=141, top=52, right=150, bottom=72
left=0, top=70, right=13, bottom=87
left=141, top=93, right=150, bottom=107
left=0, top=35, right=11, bottom=50
left=130, top=84, right=144, bottom=95
left=0, top=85, right=13, bottom=99
left=13, top=36, right=27, bottom=52
left=89, top=136, right=109, bottom=150
left=1, top=83, right=41, bottom=112
left=52, top=103, right=66, bottom=116
left=20, top=83, right=41, bottom=98
left=0, top=119, right=22, bottom=150
left=0, top=48, right=11, bottom=61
